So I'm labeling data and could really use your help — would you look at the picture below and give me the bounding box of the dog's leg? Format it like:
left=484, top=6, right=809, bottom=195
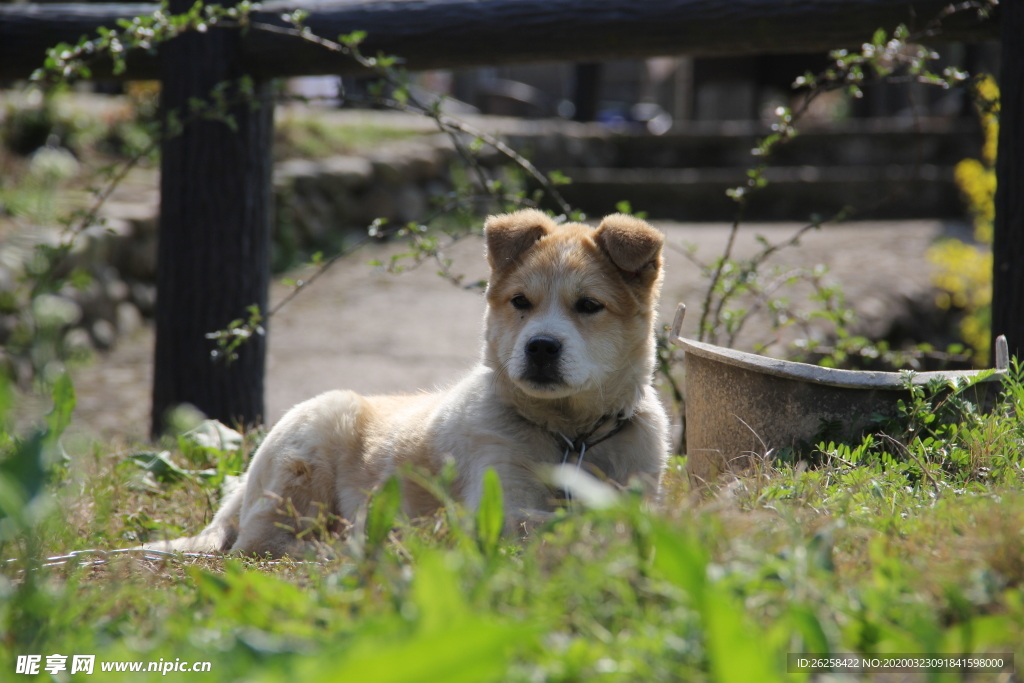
left=228, top=494, right=308, bottom=558
left=228, top=455, right=342, bottom=558
left=227, top=390, right=372, bottom=557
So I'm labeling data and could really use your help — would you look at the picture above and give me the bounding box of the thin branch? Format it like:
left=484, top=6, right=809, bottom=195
left=697, top=200, right=746, bottom=343
left=250, top=20, right=573, bottom=214
left=267, top=193, right=531, bottom=317
left=66, top=136, right=160, bottom=242
left=669, top=242, right=711, bottom=274
left=724, top=266, right=810, bottom=348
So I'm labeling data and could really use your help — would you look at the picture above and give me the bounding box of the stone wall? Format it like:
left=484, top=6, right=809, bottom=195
left=0, top=134, right=468, bottom=368
left=271, top=135, right=463, bottom=268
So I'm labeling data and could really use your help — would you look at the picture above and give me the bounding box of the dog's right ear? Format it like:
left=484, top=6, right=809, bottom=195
left=484, top=209, right=556, bottom=271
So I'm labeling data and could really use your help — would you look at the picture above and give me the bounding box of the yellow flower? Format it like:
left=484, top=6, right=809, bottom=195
left=926, top=75, right=997, bottom=364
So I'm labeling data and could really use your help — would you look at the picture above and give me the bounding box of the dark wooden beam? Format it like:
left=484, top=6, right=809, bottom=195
left=992, top=0, right=1023, bottom=363
left=0, top=0, right=999, bottom=81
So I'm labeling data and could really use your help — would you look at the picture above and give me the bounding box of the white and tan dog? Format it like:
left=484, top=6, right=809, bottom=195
left=153, top=209, right=670, bottom=556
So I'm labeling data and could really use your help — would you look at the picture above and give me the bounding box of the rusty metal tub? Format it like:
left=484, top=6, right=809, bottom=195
left=669, top=304, right=1008, bottom=484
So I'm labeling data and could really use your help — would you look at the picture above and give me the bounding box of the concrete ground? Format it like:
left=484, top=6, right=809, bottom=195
left=69, top=218, right=958, bottom=441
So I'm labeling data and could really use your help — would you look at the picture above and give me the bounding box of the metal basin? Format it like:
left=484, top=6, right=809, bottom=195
left=669, top=304, right=1008, bottom=484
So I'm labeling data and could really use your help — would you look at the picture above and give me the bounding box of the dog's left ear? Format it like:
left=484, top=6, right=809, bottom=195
left=594, top=214, right=664, bottom=282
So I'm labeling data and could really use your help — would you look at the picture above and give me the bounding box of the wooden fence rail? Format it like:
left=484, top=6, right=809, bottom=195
left=0, top=0, right=1000, bottom=81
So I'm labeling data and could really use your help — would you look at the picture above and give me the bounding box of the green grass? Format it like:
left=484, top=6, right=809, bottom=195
left=273, top=115, right=426, bottom=161
left=1, top=365, right=1023, bottom=682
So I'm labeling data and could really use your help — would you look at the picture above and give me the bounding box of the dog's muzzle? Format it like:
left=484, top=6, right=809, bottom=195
left=522, top=335, right=563, bottom=384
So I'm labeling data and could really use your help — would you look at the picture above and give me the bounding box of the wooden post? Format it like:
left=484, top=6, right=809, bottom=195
left=151, top=0, right=273, bottom=435
left=572, top=63, right=603, bottom=122
left=992, top=0, right=1023, bottom=363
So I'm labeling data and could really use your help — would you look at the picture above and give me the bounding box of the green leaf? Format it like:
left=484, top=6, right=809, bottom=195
left=45, top=373, right=76, bottom=446
left=322, top=618, right=532, bottom=683
left=476, top=468, right=503, bottom=558
left=547, top=170, right=572, bottom=186
left=365, top=475, right=401, bottom=553
left=704, top=593, right=783, bottom=683
left=650, top=521, right=707, bottom=598
left=0, top=430, right=47, bottom=530
left=412, top=551, right=467, bottom=631
left=0, top=373, right=11, bottom=427
left=0, top=473, right=29, bottom=531
left=339, top=30, right=367, bottom=47
left=130, top=451, right=192, bottom=483
left=789, top=604, right=830, bottom=653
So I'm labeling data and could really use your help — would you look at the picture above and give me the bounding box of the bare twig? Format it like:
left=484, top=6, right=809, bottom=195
left=697, top=201, right=746, bottom=343
left=250, top=20, right=573, bottom=215
left=266, top=192, right=532, bottom=317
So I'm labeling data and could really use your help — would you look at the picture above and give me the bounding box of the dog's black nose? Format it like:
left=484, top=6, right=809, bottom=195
left=526, top=336, right=562, bottom=359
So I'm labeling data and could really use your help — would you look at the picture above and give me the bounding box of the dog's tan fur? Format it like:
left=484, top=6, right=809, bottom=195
left=151, top=210, right=669, bottom=556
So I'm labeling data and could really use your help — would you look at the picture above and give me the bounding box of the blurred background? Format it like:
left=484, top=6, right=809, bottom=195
left=0, top=7, right=1002, bottom=438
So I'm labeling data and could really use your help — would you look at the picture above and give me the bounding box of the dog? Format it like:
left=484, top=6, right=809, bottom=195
left=149, top=209, right=670, bottom=556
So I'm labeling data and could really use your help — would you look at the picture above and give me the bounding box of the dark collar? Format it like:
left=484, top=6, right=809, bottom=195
left=551, top=412, right=630, bottom=506
left=556, top=411, right=630, bottom=456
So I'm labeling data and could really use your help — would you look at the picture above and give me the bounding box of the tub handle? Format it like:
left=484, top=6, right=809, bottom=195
left=670, top=302, right=686, bottom=344
left=995, top=334, right=1009, bottom=371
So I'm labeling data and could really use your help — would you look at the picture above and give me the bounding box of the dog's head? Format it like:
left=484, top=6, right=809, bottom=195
left=483, top=209, right=664, bottom=410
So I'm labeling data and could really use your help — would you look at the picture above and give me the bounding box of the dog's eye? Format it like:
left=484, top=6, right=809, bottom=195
left=575, top=297, right=604, bottom=314
left=511, top=294, right=532, bottom=310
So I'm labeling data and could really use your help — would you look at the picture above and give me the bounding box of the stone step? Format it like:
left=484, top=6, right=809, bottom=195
left=510, top=117, right=982, bottom=170
left=550, top=164, right=962, bottom=221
